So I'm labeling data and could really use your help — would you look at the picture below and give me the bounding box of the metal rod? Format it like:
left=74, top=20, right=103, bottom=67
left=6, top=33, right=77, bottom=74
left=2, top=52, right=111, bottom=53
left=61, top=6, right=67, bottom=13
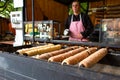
left=58, top=23, right=61, bottom=38
left=52, top=20, right=54, bottom=40
left=24, top=0, right=27, bottom=21
left=32, top=0, right=35, bottom=43
left=23, top=0, right=26, bottom=43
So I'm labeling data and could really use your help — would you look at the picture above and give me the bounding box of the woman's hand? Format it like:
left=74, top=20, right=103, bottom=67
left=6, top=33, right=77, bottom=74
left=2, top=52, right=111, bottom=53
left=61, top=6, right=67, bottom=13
left=77, top=33, right=83, bottom=39
left=63, top=29, right=69, bottom=36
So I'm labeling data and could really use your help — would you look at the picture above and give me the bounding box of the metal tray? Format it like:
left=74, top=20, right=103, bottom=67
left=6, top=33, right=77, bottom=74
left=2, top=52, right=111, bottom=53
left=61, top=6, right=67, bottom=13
left=0, top=52, right=120, bottom=80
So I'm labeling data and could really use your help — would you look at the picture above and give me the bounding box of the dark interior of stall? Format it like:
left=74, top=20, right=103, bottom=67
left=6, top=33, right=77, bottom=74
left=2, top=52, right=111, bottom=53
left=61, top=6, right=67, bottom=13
left=0, top=0, right=120, bottom=80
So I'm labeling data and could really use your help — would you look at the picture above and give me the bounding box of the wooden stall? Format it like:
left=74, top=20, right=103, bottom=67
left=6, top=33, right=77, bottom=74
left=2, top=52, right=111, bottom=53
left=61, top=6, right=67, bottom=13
left=0, top=17, right=9, bottom=35
left=0, top=17, right=15, bottom=41
left=89, top=0, right=120, bottom=26
left=25, top=0, right=68, bottom=33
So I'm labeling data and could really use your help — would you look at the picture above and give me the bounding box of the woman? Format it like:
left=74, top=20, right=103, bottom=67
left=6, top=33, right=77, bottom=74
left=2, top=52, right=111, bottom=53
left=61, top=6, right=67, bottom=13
left=64, top=0, right=94, bottom=41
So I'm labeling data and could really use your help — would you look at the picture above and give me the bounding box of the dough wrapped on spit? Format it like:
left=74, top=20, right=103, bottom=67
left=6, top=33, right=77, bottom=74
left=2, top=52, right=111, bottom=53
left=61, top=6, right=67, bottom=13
left=62, top=47, right=97, bottom=65
left=16, top=44, right=54, bottom=55
left=48, top=47, right=85, bottom=62
left=35, top=46, right=79, bottom=60
left=22, top=44, right=61, bottom=56
left=79, top=48, right=107, bottom=68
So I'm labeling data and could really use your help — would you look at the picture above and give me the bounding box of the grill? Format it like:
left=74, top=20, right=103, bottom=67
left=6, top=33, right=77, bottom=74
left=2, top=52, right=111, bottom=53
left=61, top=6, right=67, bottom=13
left=0, top=40, right=120, bottom=80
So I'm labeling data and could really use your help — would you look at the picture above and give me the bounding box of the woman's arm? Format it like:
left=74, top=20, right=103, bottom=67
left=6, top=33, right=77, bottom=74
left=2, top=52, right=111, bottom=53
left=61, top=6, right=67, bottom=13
left=65, top=15, right=72, bottom=29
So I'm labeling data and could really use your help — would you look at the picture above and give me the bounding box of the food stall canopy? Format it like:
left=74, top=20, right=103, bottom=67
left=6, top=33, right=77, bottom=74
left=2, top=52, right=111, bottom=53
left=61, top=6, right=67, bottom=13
left=54, top=0, right=103, bottom=5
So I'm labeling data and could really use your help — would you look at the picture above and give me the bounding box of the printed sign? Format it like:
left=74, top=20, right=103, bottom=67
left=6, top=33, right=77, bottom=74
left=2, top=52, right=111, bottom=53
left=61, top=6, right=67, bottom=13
left=10, top=11, right=23, bottom=28
left=13, top=0, right=23, bottom=8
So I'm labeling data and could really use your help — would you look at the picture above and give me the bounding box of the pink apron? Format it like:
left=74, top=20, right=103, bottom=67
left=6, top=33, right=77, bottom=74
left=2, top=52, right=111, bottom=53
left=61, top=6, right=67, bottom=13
left=69, top=14, right=88, bottom=41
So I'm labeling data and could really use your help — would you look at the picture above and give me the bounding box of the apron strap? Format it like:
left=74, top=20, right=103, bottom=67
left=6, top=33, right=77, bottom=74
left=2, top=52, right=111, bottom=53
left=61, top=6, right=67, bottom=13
left=71, top=15, right=73, bottom=22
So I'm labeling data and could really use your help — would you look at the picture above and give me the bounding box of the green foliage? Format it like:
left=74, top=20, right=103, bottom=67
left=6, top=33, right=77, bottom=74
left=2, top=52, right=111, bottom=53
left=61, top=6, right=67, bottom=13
left=81, top=2, right=88, bottom=13
left=0, top=0, right=15, bottom=18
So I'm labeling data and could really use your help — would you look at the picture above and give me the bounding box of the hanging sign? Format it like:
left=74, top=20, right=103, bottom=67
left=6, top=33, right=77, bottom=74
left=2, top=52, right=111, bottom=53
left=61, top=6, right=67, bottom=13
left=13, top=0, right=23, bottom=8
left=10, top=11, right=23, bottom=28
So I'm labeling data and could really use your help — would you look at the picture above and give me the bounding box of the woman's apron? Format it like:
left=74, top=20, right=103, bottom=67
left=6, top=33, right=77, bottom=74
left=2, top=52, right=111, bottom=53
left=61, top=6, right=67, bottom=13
left=69, top=14, right=88, bottom=41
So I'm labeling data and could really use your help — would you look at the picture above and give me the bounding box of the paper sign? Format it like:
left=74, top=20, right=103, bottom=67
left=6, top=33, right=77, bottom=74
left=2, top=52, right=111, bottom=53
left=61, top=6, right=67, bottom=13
left=10, top=11, right=23, bottom=28
left=13, top=0, right=23, bottom=8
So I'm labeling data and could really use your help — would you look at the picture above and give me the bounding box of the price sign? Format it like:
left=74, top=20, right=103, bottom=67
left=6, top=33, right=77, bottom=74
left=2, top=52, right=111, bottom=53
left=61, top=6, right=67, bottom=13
left=13, top=0, right=23, bottom=8
left=10, top=11, right=23, bottom=28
